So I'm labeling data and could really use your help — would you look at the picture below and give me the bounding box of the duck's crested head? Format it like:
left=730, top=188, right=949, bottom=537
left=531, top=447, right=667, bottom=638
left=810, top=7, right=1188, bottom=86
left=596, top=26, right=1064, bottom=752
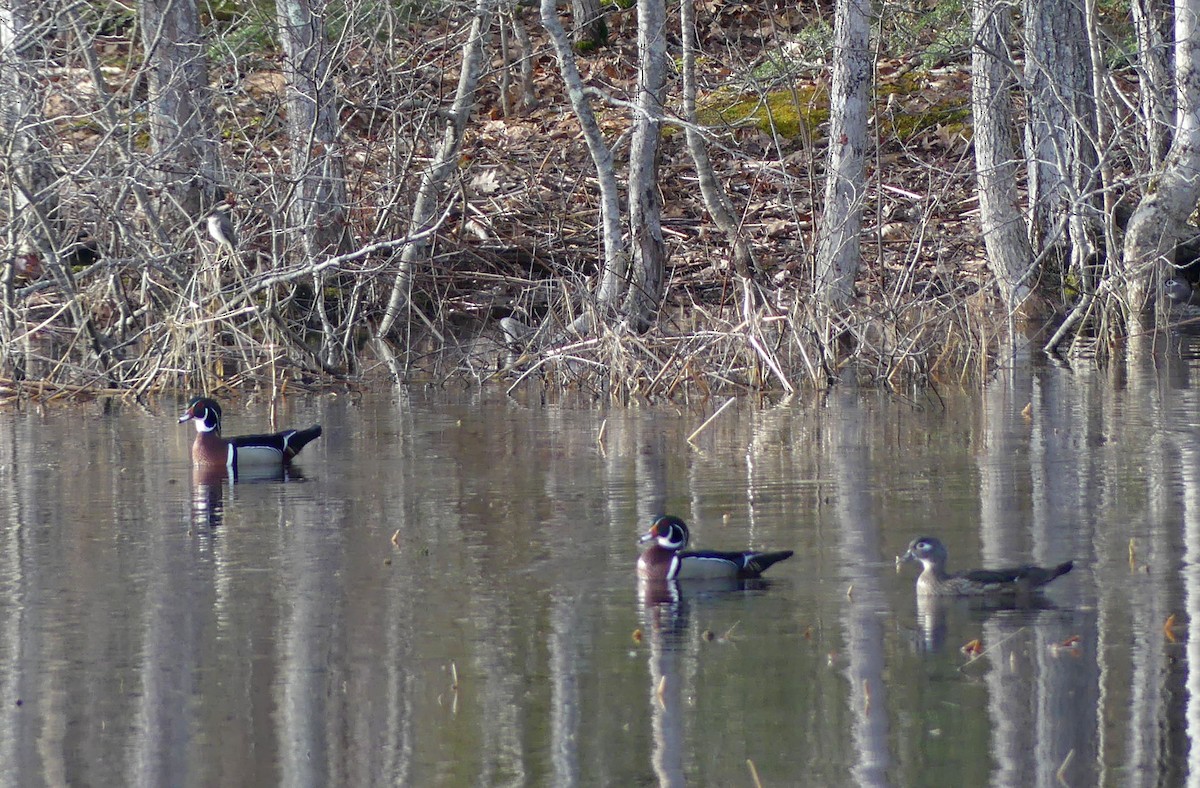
left=179, top=396, right=223, bottom=433
left=639, top=515, right=690, bottom=550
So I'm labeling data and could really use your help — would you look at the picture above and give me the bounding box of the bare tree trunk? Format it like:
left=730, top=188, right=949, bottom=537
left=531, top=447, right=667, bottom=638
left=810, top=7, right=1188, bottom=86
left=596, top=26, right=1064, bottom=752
left=0, top=0, right=57, bottom=379
left=1124, top=0, right=1200, bottom=315
left=971, top=0, right=1034, bottom=312
left=539, top=0, right=626, bottom=313
left=139, top=0, right=220, bottom=224
left=621, top=0, right=668, bottom=328
left=1023, top=0, right=1101, bottom=295
left=375, top=0, right=493, bottom=353
left=507, top=10, right=538, bottom=112
left=276, top=0, right=354, bottom=369
left=2, top=0, right=120, bottom=385
left=679, top=0, right=763, bottom=301
left=570, top=0, right=607, bottom=52
left=1131, top=0, right=1173, bottom=168
left=814, top=0, right=870, bottom=307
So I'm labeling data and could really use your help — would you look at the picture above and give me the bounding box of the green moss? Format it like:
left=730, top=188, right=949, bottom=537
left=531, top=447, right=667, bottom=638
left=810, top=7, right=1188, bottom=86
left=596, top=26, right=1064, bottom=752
left=694, top=72, right=973, bottom=143
left=696, top=86, right=828, bottom=139
left=882, top=107, right=971, bottom=139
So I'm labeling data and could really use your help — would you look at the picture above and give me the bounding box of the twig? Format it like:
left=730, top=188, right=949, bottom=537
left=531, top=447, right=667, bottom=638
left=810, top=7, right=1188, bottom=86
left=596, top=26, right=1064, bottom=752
left=958, top=627, right=1027, bottom=672
left=687, top=396, right=737, bottom=444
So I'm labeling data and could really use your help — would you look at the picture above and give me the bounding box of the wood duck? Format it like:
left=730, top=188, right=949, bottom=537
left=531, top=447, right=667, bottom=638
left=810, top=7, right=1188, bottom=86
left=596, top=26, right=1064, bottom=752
left=637, top=515, right=793, bottom=581
left=1165, top=277, right=1200, bottom=307
left=179, top=396, right=322, bottom=472
left=900, top=536, right=1073, bottom=596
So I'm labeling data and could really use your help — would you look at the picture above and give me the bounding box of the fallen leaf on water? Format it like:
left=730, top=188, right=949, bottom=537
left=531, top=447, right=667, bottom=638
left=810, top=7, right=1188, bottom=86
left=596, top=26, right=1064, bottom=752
left=631, top=628, right=643, bottom=644
left=1164, top=614, right=1182, bottom=643
left=1049, top=635, right=1082, bottom=657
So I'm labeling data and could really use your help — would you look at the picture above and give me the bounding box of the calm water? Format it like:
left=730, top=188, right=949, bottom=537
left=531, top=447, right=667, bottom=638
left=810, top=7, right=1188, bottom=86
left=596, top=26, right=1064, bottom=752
left=3, top=340, right=1200, bottom=785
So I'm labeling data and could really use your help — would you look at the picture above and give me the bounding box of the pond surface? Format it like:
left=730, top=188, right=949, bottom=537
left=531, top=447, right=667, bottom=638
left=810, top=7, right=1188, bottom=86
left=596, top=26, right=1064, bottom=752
left=2, top=339, right=1200, bottom=786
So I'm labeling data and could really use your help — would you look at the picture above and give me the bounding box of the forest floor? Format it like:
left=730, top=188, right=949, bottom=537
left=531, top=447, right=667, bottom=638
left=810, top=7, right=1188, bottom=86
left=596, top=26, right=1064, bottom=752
left=402, top=2, right=1023, bottom=395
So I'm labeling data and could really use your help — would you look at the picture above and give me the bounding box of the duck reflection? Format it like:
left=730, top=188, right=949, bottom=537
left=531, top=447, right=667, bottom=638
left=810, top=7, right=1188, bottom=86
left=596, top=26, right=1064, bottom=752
left=637, top=577, right=689, bottom=788
left=912, top=593, right=1063, bottom=654
left=637, top=576, right=776, bottom=788
left=191, top=466, right=228, bottom=530
left=190, top=463, right=307, bottom=531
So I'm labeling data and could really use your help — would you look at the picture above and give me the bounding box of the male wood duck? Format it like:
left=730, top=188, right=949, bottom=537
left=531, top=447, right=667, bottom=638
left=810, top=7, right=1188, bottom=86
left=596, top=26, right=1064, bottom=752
left=179, top=396, right=322, bottom=472
left=900, top=536, right=1073, bottom=596
left=637, top=515, right=793, bottom=580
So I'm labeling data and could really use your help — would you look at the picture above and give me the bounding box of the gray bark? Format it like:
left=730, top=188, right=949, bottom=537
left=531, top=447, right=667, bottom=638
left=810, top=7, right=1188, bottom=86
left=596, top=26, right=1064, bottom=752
left=1131, top=0, right=1173, bottom=167
left=814, top=0, right=870, bottom=307
left=540, top=0, right=626, bottom=313
left=1023, top=0, right=1101, bottom=287
left=620, top=0, right=668, bottom=327
left=0, top=0, right=56, bottom=378
left=1, top=0, right=118, bottom=384
left=139, top=0, right=220, bottom=222
left=375, top=0, right=493, bottom=346
left=1124, top=0, right=1200, bottom=314
left=972, top=0, right=1034, bottom=312
left=570, top=0, right=606, bottom=50
left=276, top=0, right=354, bottom=368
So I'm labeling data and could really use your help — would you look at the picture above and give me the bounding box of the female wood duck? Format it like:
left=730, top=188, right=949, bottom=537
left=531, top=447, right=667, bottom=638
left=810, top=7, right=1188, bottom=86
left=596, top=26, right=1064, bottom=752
left=900, top=536, right=1073, bottom=596
left=179, top=396, right=322, bottom=472
left=637, top=515, right=793, bottom=580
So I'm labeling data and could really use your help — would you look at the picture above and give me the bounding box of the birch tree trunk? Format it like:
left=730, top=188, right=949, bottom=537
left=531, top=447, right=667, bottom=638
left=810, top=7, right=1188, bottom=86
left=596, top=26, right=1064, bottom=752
left=1123, top=0, right=1200, bottom=314
left=276, top=0, right=353, bottom=368
left=1023, top=0, right=1101, bottom=290
left=620, top=0, right=668, bottom=328
left=139, top=0, right=220, bottom=224
left=971, top=0, right=1034, bottom=312
left=375, top=0, right=492, bottom=351
left=814, top=0, right=869, bottom=307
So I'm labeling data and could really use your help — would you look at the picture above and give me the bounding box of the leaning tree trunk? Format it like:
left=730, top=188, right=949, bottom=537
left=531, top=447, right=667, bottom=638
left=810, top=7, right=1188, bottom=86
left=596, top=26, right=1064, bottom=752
left=276, top=0, right=353, bottom=370
left=814, top=0, right=869, bottom=307
left=139, top=0, right=220, bottom=228
left=679, top=0, right=764, bottom=305
left=971, top=0, right=1034, bottom=313
left=1123, top=0, right=1200, bottom=315
left=620, top=0, right=668, bottom=329
left=375, top=0, right=493, bottom=357
left=539, top=0, right=626, bottom=328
